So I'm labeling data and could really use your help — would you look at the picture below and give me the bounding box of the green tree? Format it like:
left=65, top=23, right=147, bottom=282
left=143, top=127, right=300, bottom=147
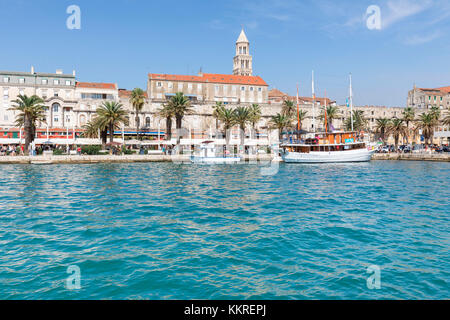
left=158, top=103, right=174, bottom=141
left=96, top=101, right=129, bottom=143
left=129, top=88, right=146, bottom=140
left=402, top=107, right=415, bottom=143
left=345, top=110, right=367, bottom=132
left=168, top=92, right=192, bottom=149
left=212, top=102, right=223, bottom=130
left=416, top=112, right=438, bottom=145
left=430, top=106, right=441, bottom=122
left=9, top=95, right=46, bottom=153
left=216, top=106, right=236, bottom=152
left=233, top=106, right=251, bottom=151
left=282, top=100, right=295, bottom=118
left=270, top=113, right=291, bottom=141
left=320, top=105, right=339, bottom=132
left=375, top=118, right=391, bottom=144
left=249, top=104, right=262, bottom=139
left=388, top=118, right=407, bottom=150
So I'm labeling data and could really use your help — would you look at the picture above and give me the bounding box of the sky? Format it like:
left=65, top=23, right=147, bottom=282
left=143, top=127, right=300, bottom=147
left=0, top=0, right=449, bottom=107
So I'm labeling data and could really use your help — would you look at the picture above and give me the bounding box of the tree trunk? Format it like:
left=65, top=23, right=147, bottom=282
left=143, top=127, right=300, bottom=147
left=109, top=122, right=114, bottom=143
left=136, top=111, right=140, bottom=141
left=176, top=116, right=183, bottom=151
left=166, top=117, right=172, bottom=141
left=240, top=124, right=245, bottom=154
left=24, top=113, right=32, bottom=155
left=225, top=128, right=230, bottom=155
left=101, top=129, right=107, bottom=146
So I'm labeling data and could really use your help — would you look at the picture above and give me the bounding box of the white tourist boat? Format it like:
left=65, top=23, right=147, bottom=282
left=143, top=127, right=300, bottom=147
left=281, top=72, right=376, bottom=163
left=190, top=141, right=241, bottom=164
left=281, top=132, right=375, bottom=163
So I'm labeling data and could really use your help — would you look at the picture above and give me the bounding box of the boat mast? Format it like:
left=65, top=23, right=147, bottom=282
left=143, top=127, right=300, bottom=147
left=324, top=89, right=328, bottom=133
left=349, top=73, right=354, bottom=131
left=312, top=71, right=315, bottom=133
left=296, top=84, right=300, bottom=133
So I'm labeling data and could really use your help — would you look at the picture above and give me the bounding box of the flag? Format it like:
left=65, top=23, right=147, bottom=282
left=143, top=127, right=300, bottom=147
left=346, top=98, right=349, bottom=108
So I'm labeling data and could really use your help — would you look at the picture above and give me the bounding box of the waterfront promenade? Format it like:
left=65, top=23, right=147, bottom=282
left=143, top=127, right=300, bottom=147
left=0, top=153, right=449, bottom=164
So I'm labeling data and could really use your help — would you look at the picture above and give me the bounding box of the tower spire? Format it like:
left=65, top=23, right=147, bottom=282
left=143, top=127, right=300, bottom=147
left=233, top=28, right=252, bottom=76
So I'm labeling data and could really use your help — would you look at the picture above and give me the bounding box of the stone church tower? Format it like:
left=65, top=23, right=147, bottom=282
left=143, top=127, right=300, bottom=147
left=233, top=29, right=253, bottom=76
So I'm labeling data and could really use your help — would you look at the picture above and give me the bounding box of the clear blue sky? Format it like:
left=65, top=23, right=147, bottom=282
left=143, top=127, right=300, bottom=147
left=0, top=0, right=449, bottom=107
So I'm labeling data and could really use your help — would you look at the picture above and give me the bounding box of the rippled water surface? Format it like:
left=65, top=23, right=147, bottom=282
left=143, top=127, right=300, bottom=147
left=0, top=161, right=449, bottom=299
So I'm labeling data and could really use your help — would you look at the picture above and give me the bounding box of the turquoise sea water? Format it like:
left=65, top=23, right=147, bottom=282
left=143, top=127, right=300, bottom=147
left=0, top=161, right=449, bottom=300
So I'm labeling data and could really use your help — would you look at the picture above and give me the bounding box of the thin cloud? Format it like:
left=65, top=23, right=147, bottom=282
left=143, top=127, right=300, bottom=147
left=382, top=0, right=433, bottom=29
left=403, top=31, right=442, bottom=45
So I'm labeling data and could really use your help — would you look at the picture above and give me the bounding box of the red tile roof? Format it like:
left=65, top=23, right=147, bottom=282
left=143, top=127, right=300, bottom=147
left=436, top=86, right=450, bottom=93
left=268, top=88, right=334, bottom=105
left=119, top=89, right=148, bottom=98
left=76, top=82, right=117, bottom=90
left=148, top=73, right=268, bottom=86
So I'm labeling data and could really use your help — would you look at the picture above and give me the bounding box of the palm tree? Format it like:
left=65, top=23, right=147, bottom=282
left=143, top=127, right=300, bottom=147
left=345, top=110, right=367, bottom=132
left=282, top=100, right=295, bottom=118
left=168, top=92, right=192, bottom=149
left=212, top=102, right=223, bottom=130
left=216, top=106, right=236, bottom=152
left=416, top=112, right=437, bottom=145
left=402, top=107, right=415, bottom=144
left=248, top=104, right=262, bottom=139
left=388, top=118, right=407, bottom=150
left=129, top=88, right=146, bottom=140
left=375, top=118, right=391, bottom=144
left=270, top=113, right=291, bottom=141
left=96, top=101, right=129, bottom=143
left=158, top=103, right=174, bottom=141
left=233, top=106, right=251, bottom=152
left=320, top=105, right=339, bottom=132
left=297, top=110, right=308, bottom=132
left=9, top=95, right=46, bottom=153
left=430, top=106, right=441, bottom=122
left=443, top=112, right=450, bottom=127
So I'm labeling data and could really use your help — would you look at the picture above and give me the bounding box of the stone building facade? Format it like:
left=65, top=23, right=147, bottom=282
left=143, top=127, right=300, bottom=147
left=407, top=85, right=450, bottom=110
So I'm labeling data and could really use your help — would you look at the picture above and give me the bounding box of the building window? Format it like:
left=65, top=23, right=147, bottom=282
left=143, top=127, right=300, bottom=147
left=157, top=82, right=162, bottom=87
left=54, top=116, right=59, bottom=123
left=65, top=80, right=71, bottom=86
left=54, top=79, right=60, bottom=85
left=168, top=82, right=173, bottom=89
left=178, top=83, right=183, bottom=90
left=80, top=115, right=86, bottom=125
left=4, top=115, right=8, bottom=121
left=250, top=87, right=254, bottom=91
left=19, top=89, right=24, bottom=95
left=42, top=79, right=48, bottom=85
left=19, top=78, right=25, bottom=84
left=258, top=87, right=262, bottom=92
left=188, top=83, right=192, bottom=90
left=145, top=117, right=150, bottom=127
left=241, top=86, right=245, bottom=91
left=52, top=104, right=59, bottom=112
left=3, top=77, right=9, bottom=83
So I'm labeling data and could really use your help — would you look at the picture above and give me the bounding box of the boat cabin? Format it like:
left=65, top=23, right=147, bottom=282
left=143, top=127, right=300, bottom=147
left=282, top=132, right=366, bottom=153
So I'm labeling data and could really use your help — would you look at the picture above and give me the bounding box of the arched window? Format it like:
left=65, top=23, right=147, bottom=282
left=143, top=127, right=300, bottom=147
left=79, top=115, right=87, bottom=126
left=145, top=117, right=151, bottom=128
left=52, top=103, right=60, bottom=113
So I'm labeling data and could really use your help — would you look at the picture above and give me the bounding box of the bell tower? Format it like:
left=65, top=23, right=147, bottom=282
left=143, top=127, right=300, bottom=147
left=233, top=29, right=253, bottom=76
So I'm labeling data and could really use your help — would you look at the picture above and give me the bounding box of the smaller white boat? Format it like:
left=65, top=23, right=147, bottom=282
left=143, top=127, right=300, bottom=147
left=190, top=141, right=241, bottom=164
